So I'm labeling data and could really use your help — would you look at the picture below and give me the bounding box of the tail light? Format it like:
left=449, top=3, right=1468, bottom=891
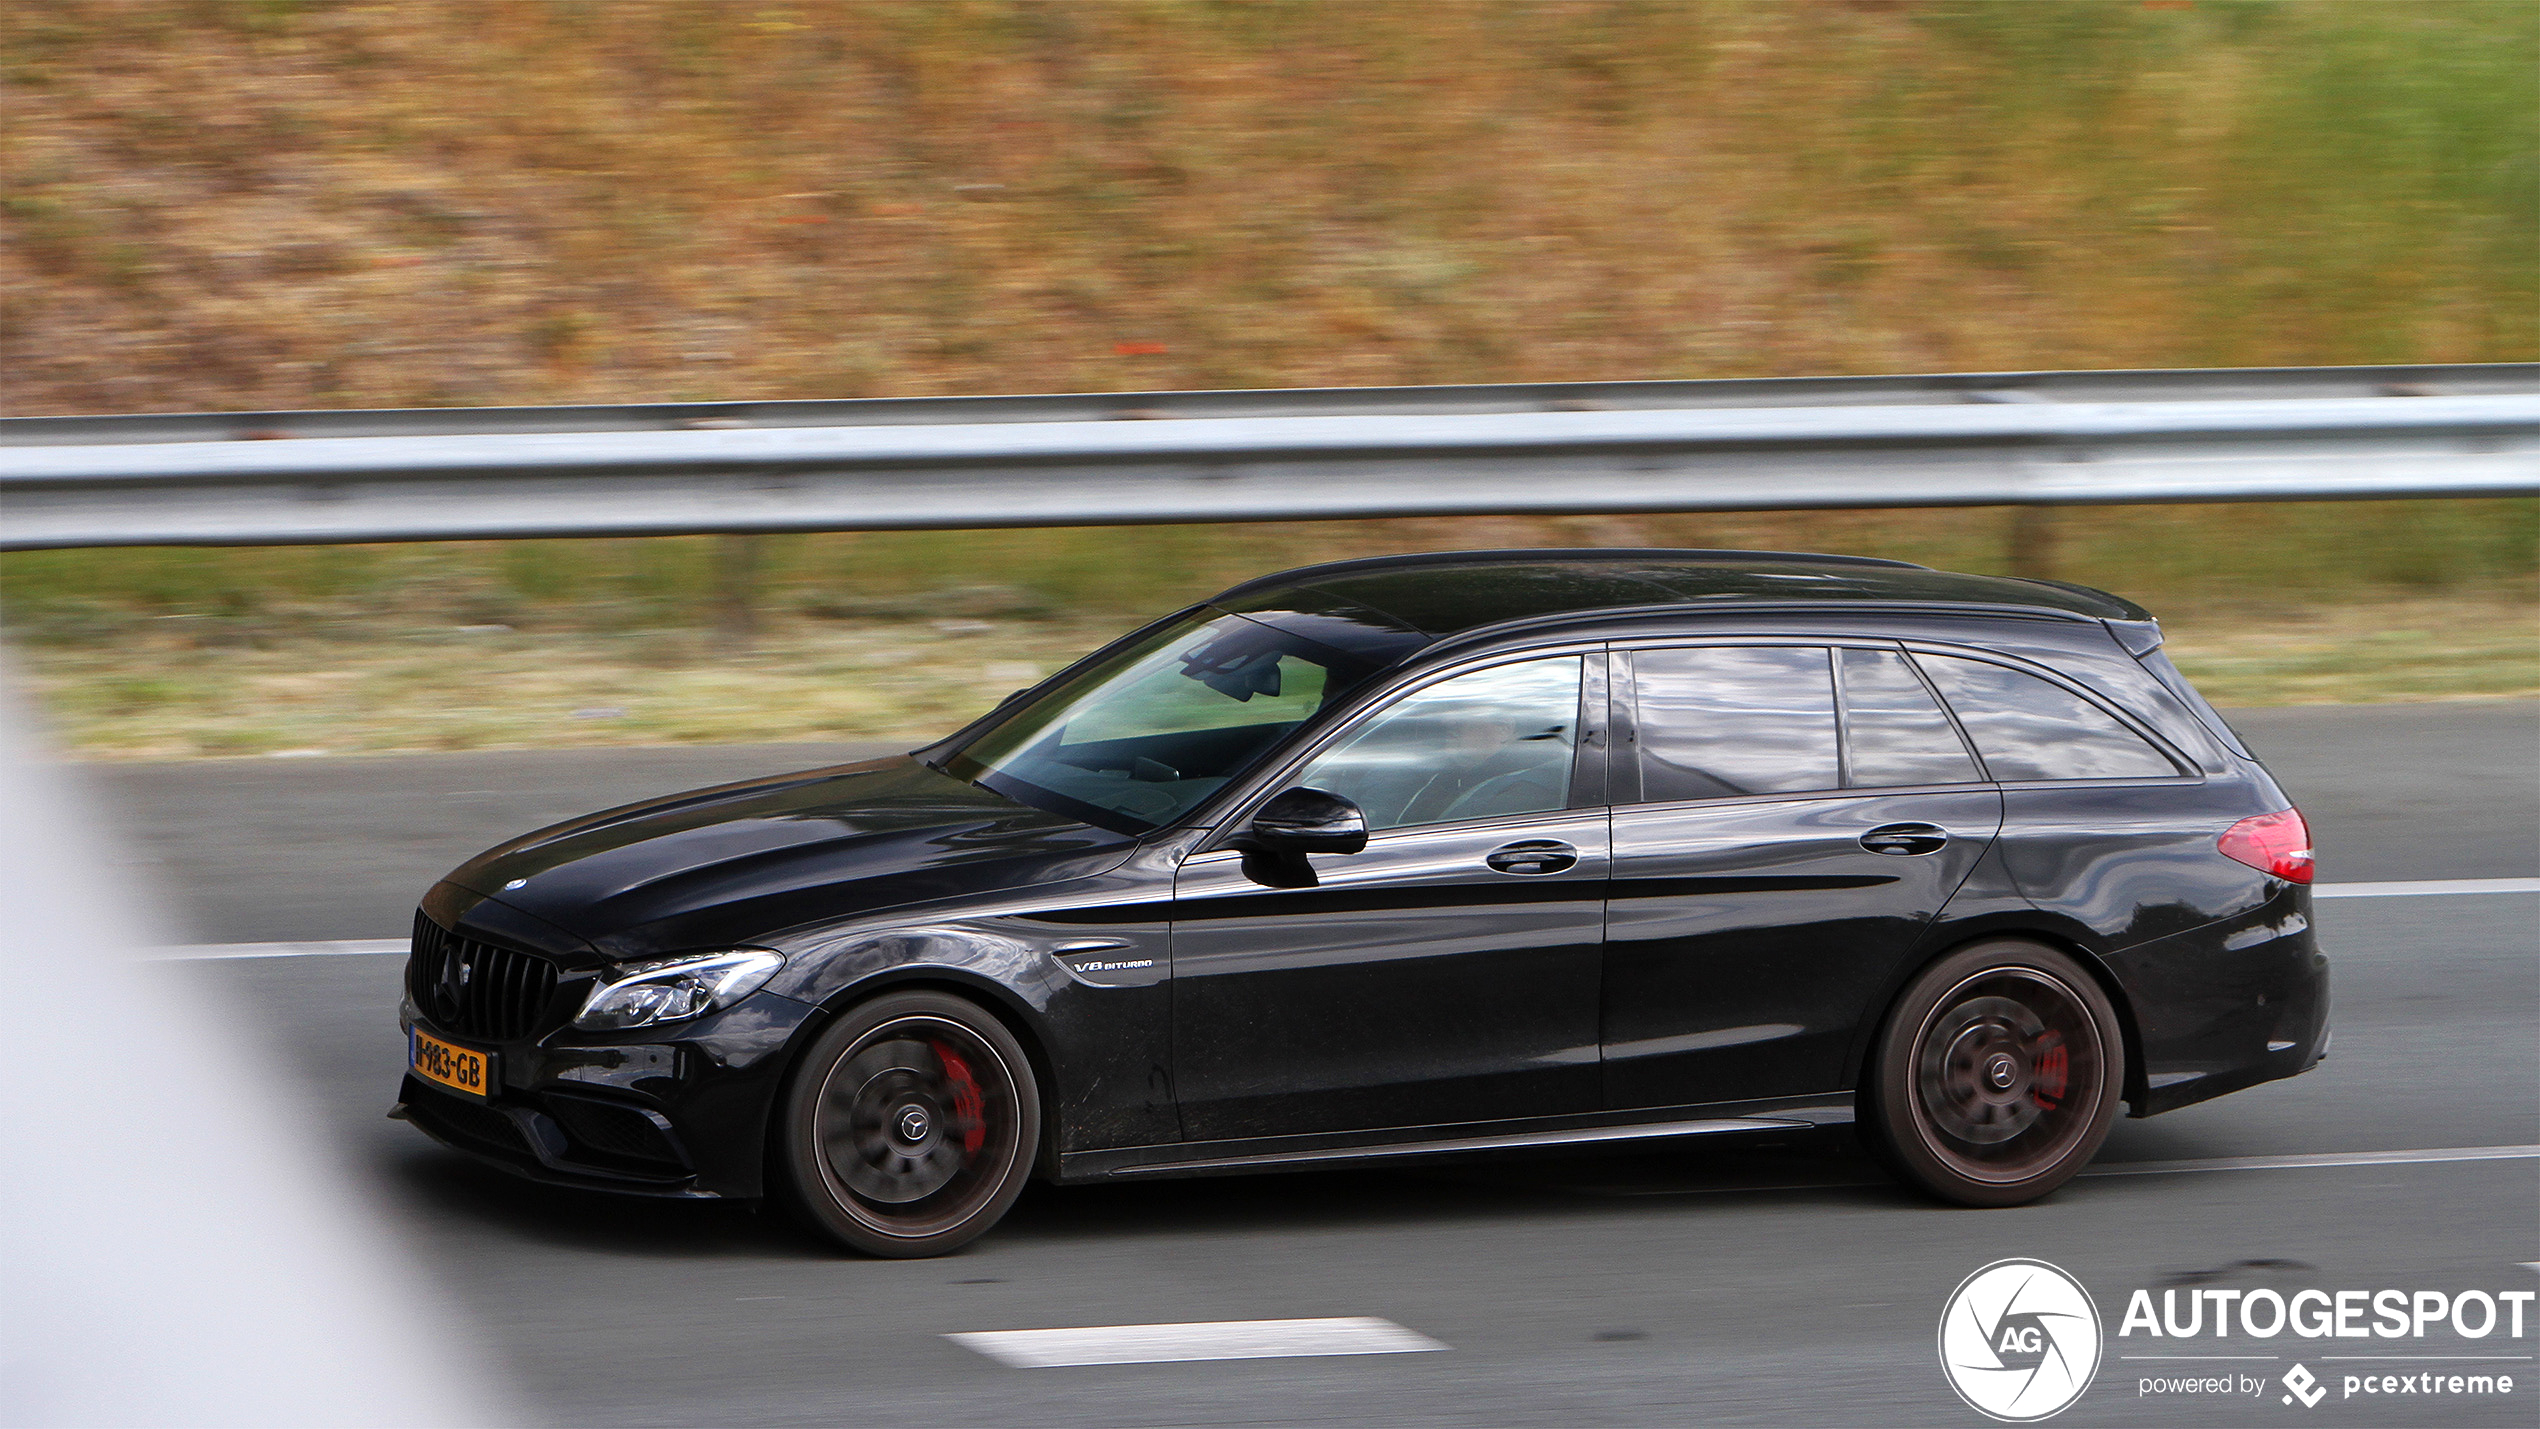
left=2217, top=808, right=2313, bottom=884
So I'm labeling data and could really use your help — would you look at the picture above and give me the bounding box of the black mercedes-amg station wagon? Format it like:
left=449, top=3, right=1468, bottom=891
left=394, top=549, right=2328, bottom=1256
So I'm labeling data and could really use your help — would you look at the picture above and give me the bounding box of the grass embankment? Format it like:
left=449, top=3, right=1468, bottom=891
left=4, top=2, right=2534, bottom=750
left=12, top=509, right=2534, bottom=760
left=18, top=596, right=2535, bottom=762
left=8, top=2, right=2531, bottom=406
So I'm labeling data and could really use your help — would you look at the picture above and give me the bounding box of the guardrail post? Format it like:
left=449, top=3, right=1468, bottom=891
left=2008, top=506, right=2058, bottom=581
left=713, top=535, right=764, bottom=647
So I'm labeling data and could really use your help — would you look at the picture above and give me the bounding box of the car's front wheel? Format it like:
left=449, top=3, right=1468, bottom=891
left=777, top=989, right=1040, bottom=1257
left=1863, top=939, right=2124, bottom=1207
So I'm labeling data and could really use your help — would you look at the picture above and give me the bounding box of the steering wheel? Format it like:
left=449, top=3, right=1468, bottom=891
left=1434, top=768, right=1566, bottom=823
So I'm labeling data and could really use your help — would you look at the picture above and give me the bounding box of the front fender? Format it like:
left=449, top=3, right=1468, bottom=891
left=759, top=852, right=1185, bottom=1157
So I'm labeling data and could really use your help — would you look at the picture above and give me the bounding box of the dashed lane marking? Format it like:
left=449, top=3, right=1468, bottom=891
left=2310, top=877, right=2540, bottom=899
left=151, top=938, right=407, bottom=960
left=946, top=1316, right=1448, bottom=1369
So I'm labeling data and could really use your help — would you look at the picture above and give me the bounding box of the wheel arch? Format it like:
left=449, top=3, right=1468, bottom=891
left=764, top=967, right=1066, bottom=1191
left=1852, top=925, right=2149, bottom=1115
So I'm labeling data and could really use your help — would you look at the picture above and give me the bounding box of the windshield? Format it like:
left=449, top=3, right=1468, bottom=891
left=939, top=610, right=1382, bottom=833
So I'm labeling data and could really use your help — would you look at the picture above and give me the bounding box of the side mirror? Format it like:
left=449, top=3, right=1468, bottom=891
left=1244, top=787, right=1368, bottom=856
left=1232, top=788, right=1366, bottom=890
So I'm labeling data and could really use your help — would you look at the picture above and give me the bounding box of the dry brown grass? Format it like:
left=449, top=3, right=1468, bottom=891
left=5, top=2, right=2530, bottom=418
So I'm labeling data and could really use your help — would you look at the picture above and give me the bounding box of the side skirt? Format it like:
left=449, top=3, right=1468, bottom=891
left=1058, top=1095, right=1855, bottom=1184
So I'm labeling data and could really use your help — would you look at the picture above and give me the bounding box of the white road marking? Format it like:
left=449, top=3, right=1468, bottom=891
left=147, top=875, right=2540, bottom=962
left=2081, top=1145, right=2540, bottom=1178
left=149, top=938, right=407, bottom=961
left=946, top=1316, right=1448, bottom=1369
left=2311, top=877, right=2540, bottom=899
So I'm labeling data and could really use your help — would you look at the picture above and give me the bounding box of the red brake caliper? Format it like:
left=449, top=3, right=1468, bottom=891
left=2031, top=1034, right=2069, bottom=1109
left=931, top=1042, right=987, bottom=1155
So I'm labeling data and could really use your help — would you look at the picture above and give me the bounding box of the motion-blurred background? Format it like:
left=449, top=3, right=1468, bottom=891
left=3, top=0, right=2532, bottom=756
left=5, top=10, right=2533, bottom=1427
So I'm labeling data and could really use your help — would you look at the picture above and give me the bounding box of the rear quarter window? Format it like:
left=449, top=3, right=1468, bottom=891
left=1913, top=653, right=2180, bottom=781
left=2133, top=643, right=2254, bottom=760
left=1836, top=647, right=1982, bottom=787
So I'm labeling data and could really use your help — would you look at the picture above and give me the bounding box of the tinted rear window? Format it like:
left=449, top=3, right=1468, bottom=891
left=2134, top=644, right=2252, bottom=759
left=1837, top=648, right=1981, bottom=787
left=1913, top=654, right=2178, bottom=781
left=1631, top=646, right=1839, bottom=800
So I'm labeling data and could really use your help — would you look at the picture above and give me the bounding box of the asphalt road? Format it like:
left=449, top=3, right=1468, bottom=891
left=79, top=700, right=2540, bottom=1426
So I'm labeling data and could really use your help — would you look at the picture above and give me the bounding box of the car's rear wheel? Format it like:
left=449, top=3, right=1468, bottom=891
left=1863, top=939, right=2123, bottom=1207
left=778, top=989, right=1039, bottom=1257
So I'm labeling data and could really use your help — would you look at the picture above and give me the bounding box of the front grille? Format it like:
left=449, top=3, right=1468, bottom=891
left=542, top=1095, right=687, bottom=1170
left=406, top=1090, right=533, bottom=1158
left=410, top=910, right=560, bottom=1041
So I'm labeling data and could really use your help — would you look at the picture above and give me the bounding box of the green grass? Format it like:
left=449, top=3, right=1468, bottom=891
left=12, top=594, right=2529, bottom=762
left=4, top=501, right=2533, bottom=642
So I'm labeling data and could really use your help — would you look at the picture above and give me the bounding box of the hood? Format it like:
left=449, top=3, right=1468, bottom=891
left=435, top=756, right=1135, bottom=961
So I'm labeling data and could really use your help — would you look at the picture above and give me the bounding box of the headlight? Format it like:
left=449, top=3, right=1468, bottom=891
left=572, top=949, right=784, bottom=1031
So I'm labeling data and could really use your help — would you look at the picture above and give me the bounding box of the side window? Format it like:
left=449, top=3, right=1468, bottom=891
left=1837, top=648, right=1981, bottom=787
left=1292, top=657, right=1582, bottom=831
left=1914, top=654, right=2178, bottom=781
left=1631, top=646, right=1838, bottom=801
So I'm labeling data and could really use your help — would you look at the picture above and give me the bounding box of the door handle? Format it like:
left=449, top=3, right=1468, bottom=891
left=1486, top=839, right=1578, bottom=875
left=1860, top=822, right=1949, bottom=856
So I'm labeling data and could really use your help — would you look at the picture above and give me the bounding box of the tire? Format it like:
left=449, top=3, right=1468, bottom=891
left=1861, top=939, right=2124, bottom=1208
left=776, top=989, right=1041, bottom=1258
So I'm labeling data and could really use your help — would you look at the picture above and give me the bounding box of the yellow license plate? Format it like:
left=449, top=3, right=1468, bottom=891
left=411, top=1027, right=494, bottom=1100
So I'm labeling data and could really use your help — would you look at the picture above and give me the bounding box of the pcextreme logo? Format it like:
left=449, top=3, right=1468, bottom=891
left=1938, top=1258, right=2104, bottom=1422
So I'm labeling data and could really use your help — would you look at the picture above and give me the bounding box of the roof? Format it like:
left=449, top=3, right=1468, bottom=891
left=1208, top=548, right=2149, bottom=641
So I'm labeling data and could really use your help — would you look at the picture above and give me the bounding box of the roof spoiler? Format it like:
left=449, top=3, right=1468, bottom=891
left=2105, top=617, right=2164, bottom=655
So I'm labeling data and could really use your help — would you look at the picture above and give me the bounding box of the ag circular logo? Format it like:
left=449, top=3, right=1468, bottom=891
left=1938, top=1258, right=2103, bottom=1422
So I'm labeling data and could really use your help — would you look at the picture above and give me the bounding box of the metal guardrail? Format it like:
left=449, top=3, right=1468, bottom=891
left=3, top=365, right=2534, bottom=549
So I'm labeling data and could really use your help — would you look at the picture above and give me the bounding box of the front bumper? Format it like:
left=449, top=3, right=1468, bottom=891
left=395, top=989, right=824, bottom=1198
left=394, top=1078, right=721, bottom=1197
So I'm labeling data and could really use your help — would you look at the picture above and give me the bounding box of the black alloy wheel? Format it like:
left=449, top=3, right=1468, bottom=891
left=1864, top=939, right=2124, bottom=1207
left=778, top=989, right=1040, bottom=1257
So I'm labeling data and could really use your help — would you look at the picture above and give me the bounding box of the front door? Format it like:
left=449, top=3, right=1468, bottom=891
left=1171, top=654, right=1610, bottom=1142
left=1601, top=643, right=2003, bottom=1109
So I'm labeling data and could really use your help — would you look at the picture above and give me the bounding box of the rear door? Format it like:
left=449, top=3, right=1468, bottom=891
left=1601, top=642, right=2003, bottom=1109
